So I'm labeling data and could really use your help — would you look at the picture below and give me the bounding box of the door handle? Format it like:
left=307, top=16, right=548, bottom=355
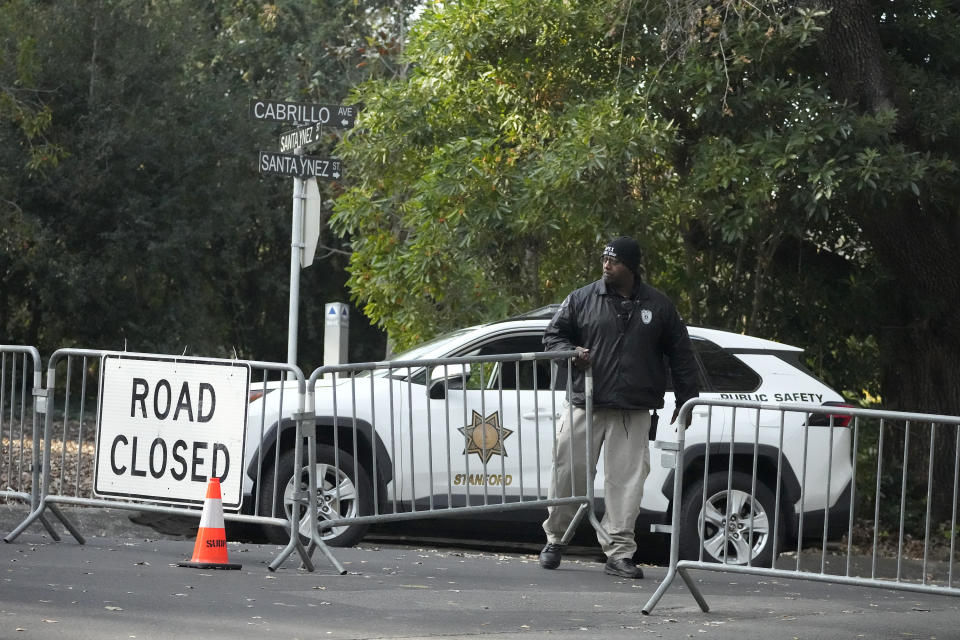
left=522, top=411, right=561, bottom=421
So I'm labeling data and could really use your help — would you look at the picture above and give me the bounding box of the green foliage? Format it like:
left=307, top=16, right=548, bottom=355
left=0, top=5, right=69, bottom=173
left=0, top=0, right=414, bottom=365
left=333, top=0, right=959, bottom=411
left=335, top=0, right=673, bottom=348
left=3, top=0, right=959, bottom=418
left=627, top=3, right=887, bottom=400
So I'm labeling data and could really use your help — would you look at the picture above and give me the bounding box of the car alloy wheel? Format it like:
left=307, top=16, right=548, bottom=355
left=283, top=461, right=359, bottom=541
left=698, top=486, right=769, bottom=564
left=259, top=444, right=372, bottom=547
left=679, top=470, right=781, bottom=567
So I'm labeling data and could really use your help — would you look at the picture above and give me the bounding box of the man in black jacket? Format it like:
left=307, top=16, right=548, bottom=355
left=540, top=236, right=699, bottom=578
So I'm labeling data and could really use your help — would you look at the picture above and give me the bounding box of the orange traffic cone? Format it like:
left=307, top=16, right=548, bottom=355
left=178, top=477, right=241, bottom=570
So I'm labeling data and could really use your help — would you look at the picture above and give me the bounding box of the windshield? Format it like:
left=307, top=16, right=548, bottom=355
left=389, top=326, right=478, bottom=361
left=351, top=326, right=479, bottom=379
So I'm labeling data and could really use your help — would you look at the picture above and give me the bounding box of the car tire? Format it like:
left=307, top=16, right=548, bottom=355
left=259, top=444, right=373, bottom=547
left=679, top=470, right=782, bottom=567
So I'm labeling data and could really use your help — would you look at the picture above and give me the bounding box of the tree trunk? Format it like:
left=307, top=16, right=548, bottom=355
left=747, top=230, right=781, bottom=335
left=681, top=218, right=703, bottom=325
left=813, top=0, right=960, bottom=523
left=522, top=244, right=542, bottom=307
left=88, top=1, right=101, bottom=108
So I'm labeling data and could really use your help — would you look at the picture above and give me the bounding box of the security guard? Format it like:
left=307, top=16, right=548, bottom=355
left=540, top=236, right=699, bottom=578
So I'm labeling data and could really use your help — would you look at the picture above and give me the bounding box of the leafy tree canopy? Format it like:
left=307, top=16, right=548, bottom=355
left=335, top=0, right=959, bottom=412
left=335, top=0, right=670, bottom=347
left=0, top=0, right=415, bottom=366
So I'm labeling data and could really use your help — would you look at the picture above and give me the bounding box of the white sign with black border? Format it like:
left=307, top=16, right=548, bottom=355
left=93, top=355, right=250, bottom=511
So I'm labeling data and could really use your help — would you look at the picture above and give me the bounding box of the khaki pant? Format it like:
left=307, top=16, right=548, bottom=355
left=542, top=405, right=651, bottom=559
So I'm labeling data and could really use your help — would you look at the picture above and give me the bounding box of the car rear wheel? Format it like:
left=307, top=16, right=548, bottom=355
left=259, top=444, right=372, bottom=547
left=679, top=470, right=782, bottom=567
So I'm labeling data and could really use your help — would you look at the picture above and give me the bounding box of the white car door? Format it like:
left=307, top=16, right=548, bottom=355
left=401, top=333, right=558, bottom=508
left=631, top=339, right=725, bottom=513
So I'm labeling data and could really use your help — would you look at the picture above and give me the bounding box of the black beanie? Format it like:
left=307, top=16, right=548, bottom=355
left=602, top=236, right=641, bottom=274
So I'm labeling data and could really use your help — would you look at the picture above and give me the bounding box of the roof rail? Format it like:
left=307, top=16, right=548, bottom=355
left=500, top=304, right=561, bottom=322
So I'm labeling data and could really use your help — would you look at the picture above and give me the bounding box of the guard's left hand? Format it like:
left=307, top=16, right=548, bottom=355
left=670, top=406, right=689, bottom=429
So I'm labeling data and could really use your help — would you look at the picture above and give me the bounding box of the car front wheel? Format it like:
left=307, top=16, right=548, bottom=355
left=679, top=470, right=782, bottom=567
left=259, top=444, right=373, bottom=547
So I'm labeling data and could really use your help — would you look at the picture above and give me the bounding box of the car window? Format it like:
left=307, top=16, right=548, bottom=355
left=472, top=334, right=550, bottom=391
left=410, top=333, right=550, bottom=391
left=693, top=339, right=761, bottom=392
left=651, top=338, right=712, bottom=393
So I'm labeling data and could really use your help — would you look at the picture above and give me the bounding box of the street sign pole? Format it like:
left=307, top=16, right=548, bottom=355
left=287, top=147, right=306, bottom=369
left=252, top=98, right=354, bottom=370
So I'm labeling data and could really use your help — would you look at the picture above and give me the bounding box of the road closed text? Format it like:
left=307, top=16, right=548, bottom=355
left=130, top=378, right=216, bottom=422
left=109, top=434, right=229, bottom=483
left=95, top=357, right=249, bottom=509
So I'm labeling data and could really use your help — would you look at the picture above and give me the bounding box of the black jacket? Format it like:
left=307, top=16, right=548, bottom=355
left=544, top=279, right=700, bottom=410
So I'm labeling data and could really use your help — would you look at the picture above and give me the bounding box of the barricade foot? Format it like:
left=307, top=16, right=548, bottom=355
left=561, top=502, right=592, bottom=545
left=309, top=536, right=346, bottom=575
left=642, top=566, right=676, bottom=615
left=296, top=538, right=315, bottom=573
left=47, top=503, right=85, bottom=544
left=679, top=566, right=710, bottom=612
left=268, top=542, right=294, bottom=572
left=587, top=507, right=613, bottom=547
left=642, top=565, right=711, bottom=615
left=269, top=534, right=327, bottom=573
left=4, top=504, right=48, bottom=543
left=38, top=514, right=61, bottom=541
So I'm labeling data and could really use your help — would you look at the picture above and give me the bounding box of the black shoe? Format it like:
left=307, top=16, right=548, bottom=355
left=539, top=543, right=565, bottom=569
left=604, top=557, right=644, bottom=579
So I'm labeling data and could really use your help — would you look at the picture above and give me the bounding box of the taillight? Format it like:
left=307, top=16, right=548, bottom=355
left=807, top=401, right=854, bottom=427
left=248, top=389, right=272, bottom=403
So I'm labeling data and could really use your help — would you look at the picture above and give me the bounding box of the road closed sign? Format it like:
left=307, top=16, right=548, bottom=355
left=94, top=355, right=250, bottom=510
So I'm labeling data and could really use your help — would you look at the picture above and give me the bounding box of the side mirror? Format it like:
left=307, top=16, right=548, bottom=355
left=428, top=365, right=470, bottom=400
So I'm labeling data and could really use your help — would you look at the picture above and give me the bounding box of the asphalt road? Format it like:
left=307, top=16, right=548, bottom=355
left=1, top=505, right=958, bottom=640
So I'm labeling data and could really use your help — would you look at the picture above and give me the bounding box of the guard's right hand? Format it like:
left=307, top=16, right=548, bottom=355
left=573, top=346, right=591, bottom=370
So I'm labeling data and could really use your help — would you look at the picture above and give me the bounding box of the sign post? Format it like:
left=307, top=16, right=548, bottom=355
left=288, top=155, right=305, bottom=369
left=251, top=99, right=355, bottom=369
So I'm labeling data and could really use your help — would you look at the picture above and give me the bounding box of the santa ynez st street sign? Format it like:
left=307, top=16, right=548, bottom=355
left=258, top=151, right=342, bottom=180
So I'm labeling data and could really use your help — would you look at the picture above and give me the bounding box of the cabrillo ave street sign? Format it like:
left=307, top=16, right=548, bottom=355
left=249, top=99, right=356, bottom=128
left=258, top=151, right=342, bottom=180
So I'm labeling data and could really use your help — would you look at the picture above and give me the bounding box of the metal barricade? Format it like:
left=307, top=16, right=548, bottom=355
left=282, top=350, right=605, bottom=567
left=1, top=346, right=43, bottom=508
left=3, top=348, right=320, bottom=571
left=643, top=399, right=960, bottom=614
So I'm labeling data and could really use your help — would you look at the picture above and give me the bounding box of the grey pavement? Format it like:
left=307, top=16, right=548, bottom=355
left=1, top=503, right=958, bottom=640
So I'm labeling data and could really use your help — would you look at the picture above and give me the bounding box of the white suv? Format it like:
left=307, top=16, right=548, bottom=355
left=244, top=306, right=853, bottom=566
